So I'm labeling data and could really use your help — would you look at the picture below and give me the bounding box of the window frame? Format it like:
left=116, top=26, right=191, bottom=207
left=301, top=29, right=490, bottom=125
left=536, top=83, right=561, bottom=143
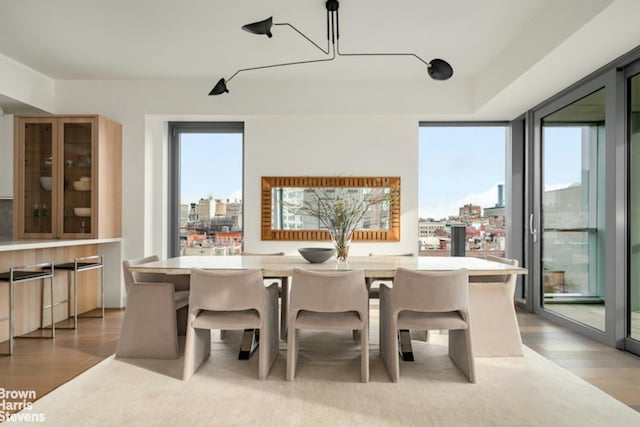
left=168, top=121, right=244, bottom=257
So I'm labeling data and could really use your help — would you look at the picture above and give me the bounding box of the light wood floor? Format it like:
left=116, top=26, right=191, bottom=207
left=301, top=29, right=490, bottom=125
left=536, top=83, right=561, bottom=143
left=1, top=308, right=639, bottom=414
left=518, top=309, right=640, bottom=412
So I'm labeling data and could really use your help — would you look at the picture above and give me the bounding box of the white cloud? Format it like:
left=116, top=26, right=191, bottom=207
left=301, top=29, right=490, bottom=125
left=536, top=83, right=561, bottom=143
left=544, top=183, right=577, bottom=192
left=420, top=182, right=503, bottom=220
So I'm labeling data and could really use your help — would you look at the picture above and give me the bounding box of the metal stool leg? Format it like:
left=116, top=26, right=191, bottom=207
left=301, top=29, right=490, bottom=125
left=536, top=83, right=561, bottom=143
left=9, top=280, right=14, bottom=355
left=49, top=275, right=55, bottom=338
left=100, top=262, right=105, bottom=318
left=54, top=255, right=104, bottom=329
left=73, top=266, right=78, bottom=328
left=1, top=263, right=55, bottom=355
left=39, top=274, right=56, bottom=336
left=76, top=255, right=104, bottom=320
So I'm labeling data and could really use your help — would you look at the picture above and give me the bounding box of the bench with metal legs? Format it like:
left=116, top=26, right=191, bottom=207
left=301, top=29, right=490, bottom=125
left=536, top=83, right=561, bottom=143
left=53, top=255, right=104, bottom=329
left=0, top=262, right=55, bottom=355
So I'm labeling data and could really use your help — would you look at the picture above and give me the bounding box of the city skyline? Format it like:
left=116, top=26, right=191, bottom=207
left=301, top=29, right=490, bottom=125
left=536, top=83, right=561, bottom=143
left=180, top=126, right=583, bottom=220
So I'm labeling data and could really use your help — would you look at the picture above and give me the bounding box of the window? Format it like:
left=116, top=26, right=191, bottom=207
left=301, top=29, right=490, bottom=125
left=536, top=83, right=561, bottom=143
left=418, top=125, right=508, bottom=257
left=169, top=122, right=243, bottom=257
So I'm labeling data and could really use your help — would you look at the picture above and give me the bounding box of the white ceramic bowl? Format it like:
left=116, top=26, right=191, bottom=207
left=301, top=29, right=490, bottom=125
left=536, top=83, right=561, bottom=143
left=72, top=181, right=91, bottom=191
left=73, top=207, right=91, bottom=217
left=39, top=176, right=52, bottom=191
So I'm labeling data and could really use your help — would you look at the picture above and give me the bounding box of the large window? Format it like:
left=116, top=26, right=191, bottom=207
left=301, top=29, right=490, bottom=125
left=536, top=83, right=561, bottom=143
left=418, top=125, right=508, bottom=257
left=169, top=122, right=243, bottom=257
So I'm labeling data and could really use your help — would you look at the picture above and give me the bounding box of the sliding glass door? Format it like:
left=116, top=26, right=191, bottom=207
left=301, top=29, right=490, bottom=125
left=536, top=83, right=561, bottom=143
left=629, top=71, right=640, bottom=346
left=529, top=49, right=640, bottom=355
left=540, top=88, right=606, bottom=331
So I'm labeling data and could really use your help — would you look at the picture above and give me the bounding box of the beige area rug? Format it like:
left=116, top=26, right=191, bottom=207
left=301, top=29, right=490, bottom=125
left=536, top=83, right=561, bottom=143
left=15, top=328, right=640, bottom=427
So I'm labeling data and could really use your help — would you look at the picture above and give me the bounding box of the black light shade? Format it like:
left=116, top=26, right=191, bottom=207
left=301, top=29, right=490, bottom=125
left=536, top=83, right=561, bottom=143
left=427, top=58, right=453, bottom=81
left=209, top=78, right=228, bottom=95
left=242, top=17, right=273, bottom=38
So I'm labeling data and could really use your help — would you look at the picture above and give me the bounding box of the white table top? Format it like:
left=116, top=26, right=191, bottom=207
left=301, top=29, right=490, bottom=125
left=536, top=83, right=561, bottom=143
left=129, top=255, right=527, bottom=278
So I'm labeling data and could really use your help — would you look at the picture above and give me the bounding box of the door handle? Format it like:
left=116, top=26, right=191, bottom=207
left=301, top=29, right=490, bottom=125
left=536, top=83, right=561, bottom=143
left=529, top=214, right=537, bottom=243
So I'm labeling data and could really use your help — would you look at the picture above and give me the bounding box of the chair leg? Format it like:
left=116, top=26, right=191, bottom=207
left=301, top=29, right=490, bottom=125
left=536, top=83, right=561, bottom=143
left=360, top=324, right=369, bottom=383
left=286, top=328, right=298, bottom=381
left=116, top=285, right=179, bottom=359
left=448, top=328, right=476, bottom=383
left=269, top=290, right=279, bottom=369
left=182, top=327, right=211, bottom=380
left=257, top=289, right=279, bottom=380
left=379, top=301, right=400, bottom=382
left=258, top=325, right=277, bottom=381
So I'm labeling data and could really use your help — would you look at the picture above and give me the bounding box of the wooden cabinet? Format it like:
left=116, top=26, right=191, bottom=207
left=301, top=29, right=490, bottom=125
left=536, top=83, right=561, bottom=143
left=13, top=115, right=122, bottom=239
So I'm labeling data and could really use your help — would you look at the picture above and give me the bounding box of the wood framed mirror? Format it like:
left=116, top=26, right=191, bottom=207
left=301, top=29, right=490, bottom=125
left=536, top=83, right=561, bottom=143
left=261, top=176, right=400, bottom=241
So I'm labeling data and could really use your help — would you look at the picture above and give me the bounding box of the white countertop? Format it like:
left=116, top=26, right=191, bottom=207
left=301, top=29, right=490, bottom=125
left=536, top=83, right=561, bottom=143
left=0, top=237, right=122, bottom=252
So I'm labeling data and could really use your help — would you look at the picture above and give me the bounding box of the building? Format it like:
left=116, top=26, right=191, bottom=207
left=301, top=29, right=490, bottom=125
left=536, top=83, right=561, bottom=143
left=180, top=204, right=189, bottom=221
left=226, top=199, right=242, bottom=229
left=214, top=199, right=226, bottom=216
left=196, top=197, right=213, bottom=221
left=458, top=203, right=481, bottom=220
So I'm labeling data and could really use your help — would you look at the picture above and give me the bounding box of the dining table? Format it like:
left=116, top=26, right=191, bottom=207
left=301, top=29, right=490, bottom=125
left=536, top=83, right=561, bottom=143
left=129, top=255, right=528, bottom=360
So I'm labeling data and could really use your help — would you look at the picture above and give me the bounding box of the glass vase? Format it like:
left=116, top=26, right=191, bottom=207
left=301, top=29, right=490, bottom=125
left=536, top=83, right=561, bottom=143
left=330, top=229, right=352, bottom=262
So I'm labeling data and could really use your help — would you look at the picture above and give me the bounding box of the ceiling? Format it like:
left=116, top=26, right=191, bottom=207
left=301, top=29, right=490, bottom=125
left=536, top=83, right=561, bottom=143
left=0, top=0, right=637, bottom=118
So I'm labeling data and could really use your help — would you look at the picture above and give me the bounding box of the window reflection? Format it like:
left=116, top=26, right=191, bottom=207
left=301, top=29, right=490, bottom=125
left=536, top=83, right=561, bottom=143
left=629, top=74, right=640, bottom=341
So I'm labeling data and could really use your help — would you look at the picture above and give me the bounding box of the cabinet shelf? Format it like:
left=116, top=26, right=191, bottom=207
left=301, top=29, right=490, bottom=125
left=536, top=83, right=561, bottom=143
left=14, top=115, right=122, bottom=239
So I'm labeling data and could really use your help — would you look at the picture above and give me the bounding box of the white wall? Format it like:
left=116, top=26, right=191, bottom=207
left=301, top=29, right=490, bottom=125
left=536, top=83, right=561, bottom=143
left=243, top=115, right=418, bottom=255
left=0, top=53, right=54, bottom=113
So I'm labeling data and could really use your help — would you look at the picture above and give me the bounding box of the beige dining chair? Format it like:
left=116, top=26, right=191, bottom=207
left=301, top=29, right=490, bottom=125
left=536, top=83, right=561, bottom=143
left=366, top=253, right=415, bottom=298
left=182, top=268, right=279, bottom=381
left=380, top=268, right=475, bottom=383
left=239, top=251, right=287, bottom=339
left=116, top=255, right=189, bottom=359
left=468, top=255, right=523, bottom=356
left=287, top=268, right=369, bottom=382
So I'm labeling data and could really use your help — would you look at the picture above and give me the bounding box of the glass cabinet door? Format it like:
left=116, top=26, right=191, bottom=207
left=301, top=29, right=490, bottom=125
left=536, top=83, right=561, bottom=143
left=22, top=122, right=54, bottom=235
left=61, top=119, right=93, bottom=236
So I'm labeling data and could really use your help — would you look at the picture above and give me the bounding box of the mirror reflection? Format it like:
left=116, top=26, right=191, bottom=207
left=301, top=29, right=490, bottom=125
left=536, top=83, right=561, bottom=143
left=272, top=187, right=391, bottom=231
left=261, top=176, right=400, bottom=241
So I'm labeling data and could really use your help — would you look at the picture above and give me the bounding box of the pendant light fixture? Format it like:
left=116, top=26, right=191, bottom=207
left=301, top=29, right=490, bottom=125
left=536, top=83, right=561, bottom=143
left=209, top=0, right=453, bottom=95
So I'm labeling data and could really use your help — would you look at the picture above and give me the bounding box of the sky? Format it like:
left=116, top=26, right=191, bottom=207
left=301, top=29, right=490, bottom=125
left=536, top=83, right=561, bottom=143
left=180, top=126, right=583, bottom=217
left=542, top=126, right=583, bottom=190
left=418, top=126, right=507, bottom=220
left=180, top=133, right=243, bottom=205
left=418, top=126, right=583, bottom=220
